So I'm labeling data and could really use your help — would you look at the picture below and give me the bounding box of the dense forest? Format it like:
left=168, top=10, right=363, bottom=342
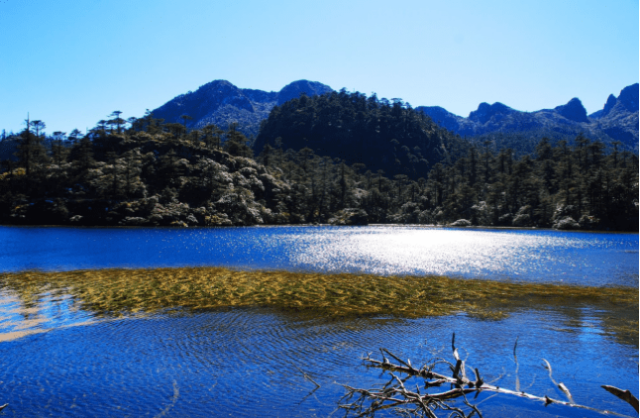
left=254, top=90, right=468, bottom=178
left=0, top=94, right=638, bottom=231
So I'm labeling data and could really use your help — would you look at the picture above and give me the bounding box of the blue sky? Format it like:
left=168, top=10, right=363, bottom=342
left=1, top=0, right=637, bottom=135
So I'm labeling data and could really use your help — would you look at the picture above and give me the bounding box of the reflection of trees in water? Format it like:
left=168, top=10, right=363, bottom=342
left=0, top=285, right=106, bottom=343
left=544, top=303, right=638, bottom=348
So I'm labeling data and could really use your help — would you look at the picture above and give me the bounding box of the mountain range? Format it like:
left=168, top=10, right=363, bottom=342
left=151, top=79, right=333, bottom=138
left=152, top=80, right=638, bottom=153
left=416, top=83, right=638, bottom=153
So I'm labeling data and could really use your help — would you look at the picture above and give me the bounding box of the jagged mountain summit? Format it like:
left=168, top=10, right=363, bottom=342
left=589, top=83, right=639, bottom=148
left=151, top=79, right=333, bottom=138
left=416, top=83, right=639, bottom=153
left=151, top=79, right=637, bottom=153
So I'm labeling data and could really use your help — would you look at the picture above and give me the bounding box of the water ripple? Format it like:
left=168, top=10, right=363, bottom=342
left=0, top=306, right=636, bottom=417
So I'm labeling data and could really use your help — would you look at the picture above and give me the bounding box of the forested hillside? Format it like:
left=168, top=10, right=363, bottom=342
left=255, top=134, right=638, bottom=230
left=254, top=90, right=468, bottom=179
left=0, top=108, right=637, bottom=231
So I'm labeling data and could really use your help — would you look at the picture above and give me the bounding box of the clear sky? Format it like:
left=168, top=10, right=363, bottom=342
left=1, top=0, right=638, bottom=135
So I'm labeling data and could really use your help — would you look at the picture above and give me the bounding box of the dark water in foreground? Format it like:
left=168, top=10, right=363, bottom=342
left=0, top=226, right=638, bottom=417
left=0, top=301, right=637, bottom=418
left=0, top=225, right=638, bottom=286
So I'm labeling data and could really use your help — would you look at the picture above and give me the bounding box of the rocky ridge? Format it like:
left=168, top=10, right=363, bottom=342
left=151, top=80, right=333, bottom=139
left=416, top=83, right=639, bottom=152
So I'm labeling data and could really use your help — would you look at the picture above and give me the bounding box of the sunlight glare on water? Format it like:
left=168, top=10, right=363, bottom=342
left=290, top=227, right=638, bottom=286
left=0, top=226, right=637, bottom=417
left=0, top=225, right=637, bottom=286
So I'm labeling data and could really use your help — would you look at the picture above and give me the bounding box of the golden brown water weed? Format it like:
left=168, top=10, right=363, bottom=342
left=1, top=268, right=636, bottom=328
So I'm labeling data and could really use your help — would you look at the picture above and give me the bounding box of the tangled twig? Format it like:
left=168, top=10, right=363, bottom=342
left=339, top=334, right=638, bottom=417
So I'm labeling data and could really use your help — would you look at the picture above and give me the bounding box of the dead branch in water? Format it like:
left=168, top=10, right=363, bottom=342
left=339, top=333, right=639, bottom=418
left=602, top=386, right=640, bottom=414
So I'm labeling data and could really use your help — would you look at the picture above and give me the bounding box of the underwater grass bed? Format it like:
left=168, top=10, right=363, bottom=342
left=1, top=267, right=637, bottom=332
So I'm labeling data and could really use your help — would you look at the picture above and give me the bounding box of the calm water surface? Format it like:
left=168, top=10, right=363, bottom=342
left=0, top=225, right=638, bottom=286
left=0, top=226, right=638, bottom=417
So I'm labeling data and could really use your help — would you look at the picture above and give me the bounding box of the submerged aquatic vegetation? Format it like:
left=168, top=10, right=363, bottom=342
left=1, top=267, right=637, bottom=337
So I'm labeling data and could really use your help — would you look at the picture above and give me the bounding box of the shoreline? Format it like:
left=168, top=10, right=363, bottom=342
left=0, top=222, right=637, bottom=234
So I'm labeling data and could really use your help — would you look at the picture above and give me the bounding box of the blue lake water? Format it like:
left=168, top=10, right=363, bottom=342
left=0, top=226, right=638, bottom=417
left=0, top=225, right=638, bottom=286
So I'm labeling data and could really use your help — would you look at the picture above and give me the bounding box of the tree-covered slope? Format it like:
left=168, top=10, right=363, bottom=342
left=1, top=112, right=637, bottom=231
left=254, top=90, right=468, bottom=179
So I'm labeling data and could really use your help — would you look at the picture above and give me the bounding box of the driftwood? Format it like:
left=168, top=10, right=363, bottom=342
left=602, top=386, right=640, bottom=414
left=339, top=334, right=639, bottom=418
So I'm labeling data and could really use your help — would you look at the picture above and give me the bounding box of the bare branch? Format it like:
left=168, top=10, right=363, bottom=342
left=513, top=337, right=520, bottom=393
left=543, top=358, right=574, bottom=404
left=602, top=385, right=639, bottom=414
left=340, top=336, right=635, bottom=418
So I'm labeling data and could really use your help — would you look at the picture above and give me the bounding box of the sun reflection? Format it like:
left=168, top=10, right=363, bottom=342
left=1, top=226, right=637, bottom=287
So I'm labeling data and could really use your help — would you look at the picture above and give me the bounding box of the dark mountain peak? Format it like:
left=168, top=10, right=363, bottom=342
left=197, top=79, right=239, bottom=93
left=193, top=79, right=254, bottom=112
left=554, top=97, right=589, bottom=123
left=602, top=94, right=618, bottom=116
left=206, top=79, right=234, bottom=87
left=277, top=80, right=333, bottom=105
left=590, top=94, right=616, bottom=119
left=468, top=102, right=514, bottom=124
left=416, top=106, right=462, bottom=132
left=419, top=106, right=459, bottom=119
left=617, top=83, right=639, bottom=113
left=198, top=80, right=238, bottom=91
left=590, top=84, right=638, bottom=119
left=473, top=102, right=490, bottom=115
left=592, top=83, right=638, bottom=120
left=151, top=79, right=333, bottom=138
left=417, top=84, right=637, bottom=153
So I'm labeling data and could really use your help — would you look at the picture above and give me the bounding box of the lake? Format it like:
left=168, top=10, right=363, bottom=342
left=1, top=225, right=638, bottom=286
left=0, top=226, right=638, bottom=417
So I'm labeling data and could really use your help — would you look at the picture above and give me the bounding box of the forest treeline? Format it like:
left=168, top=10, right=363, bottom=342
left=0, top=95, right=638, bottom=231
left=254, top=90, right=468, bottom=178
